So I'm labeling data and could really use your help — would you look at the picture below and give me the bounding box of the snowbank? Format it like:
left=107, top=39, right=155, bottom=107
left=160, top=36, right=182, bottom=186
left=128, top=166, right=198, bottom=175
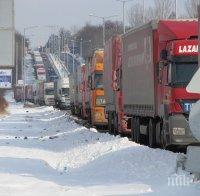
left=0, top=102, right=199, bottom=195
left=189, top=100, right=200, bottom=141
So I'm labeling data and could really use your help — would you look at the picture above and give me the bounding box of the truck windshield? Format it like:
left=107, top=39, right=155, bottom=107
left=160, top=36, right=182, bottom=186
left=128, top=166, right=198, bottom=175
left=95, top=73, right=103, bottom=88
left=172, top=63, right=198, bottom=87
left=62, top=88, right=69, bottom=95
left=96, top=53, right=103, bottom=64
left=45, top=89, right=54, bottom=95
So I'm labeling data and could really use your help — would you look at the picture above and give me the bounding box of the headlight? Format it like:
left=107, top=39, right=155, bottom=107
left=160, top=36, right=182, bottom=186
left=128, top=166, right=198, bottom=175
left=96, top=97, right=106, bottom=106
left=173, top=128, right=186, bottom=136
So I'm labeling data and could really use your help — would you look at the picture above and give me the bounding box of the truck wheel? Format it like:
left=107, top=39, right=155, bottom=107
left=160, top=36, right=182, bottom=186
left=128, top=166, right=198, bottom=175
left=113, top=113, right=119, bottom=136
left=131, top=117, right=140, bottom=143
left=148, top=119, right=156, bottom=148
left=108, top=112, right=114, bottom=134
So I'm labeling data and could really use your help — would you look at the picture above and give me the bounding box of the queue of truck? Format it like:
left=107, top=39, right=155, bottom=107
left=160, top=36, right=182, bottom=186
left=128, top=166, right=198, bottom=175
left=14, top=51, right=70, bottom=109
left=70, top=50, right=108, bottom=127
left=69, top=19, right=200, bottom=149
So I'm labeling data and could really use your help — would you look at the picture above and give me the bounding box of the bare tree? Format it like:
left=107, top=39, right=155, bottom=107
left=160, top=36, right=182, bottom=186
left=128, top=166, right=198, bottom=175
left=185, top=0, right=199, bottom=18
left=153, top=0, right=174, bottom=19
left=128, top=0, right=175, bottom=28
left=73, top=21, right=123, bottom=59
left=127, top=3, right=144, bottom=27
left=105, top=20, right=123, bottom=41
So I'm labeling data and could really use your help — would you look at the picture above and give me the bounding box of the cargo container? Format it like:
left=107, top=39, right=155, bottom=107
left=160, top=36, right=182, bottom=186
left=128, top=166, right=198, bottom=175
left=25, top=85, right=34, bottom=102
left=37, top=67, right=46, bottom=81
left=14, top=85, right=33, bottom=102
left=121, top=20, right=200, bottom=148
left=70, top=64, right=90, bottom=118
left=33, top=81, right=45, bottom=105
left=35, top=64, right=45, bottom=69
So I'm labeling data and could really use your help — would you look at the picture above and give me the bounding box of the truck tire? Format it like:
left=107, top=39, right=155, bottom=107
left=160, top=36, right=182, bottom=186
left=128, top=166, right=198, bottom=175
left=131, top=117, right=140, bottom=143
left=148, top=119, right=156, bottom=148
left=135, top=117, right=141, bottom=143
left=113, top=113, right=119, bottom=136
left=108, top=112, right=114, bottom=134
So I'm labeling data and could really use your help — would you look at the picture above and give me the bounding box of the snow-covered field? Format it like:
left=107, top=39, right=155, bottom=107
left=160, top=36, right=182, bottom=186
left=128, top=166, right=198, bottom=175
left=0, top=99, right=200, bottom=195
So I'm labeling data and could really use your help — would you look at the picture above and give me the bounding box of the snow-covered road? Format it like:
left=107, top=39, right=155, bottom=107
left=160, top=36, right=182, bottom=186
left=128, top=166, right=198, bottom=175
left=0, top=101, right=200, bottom=196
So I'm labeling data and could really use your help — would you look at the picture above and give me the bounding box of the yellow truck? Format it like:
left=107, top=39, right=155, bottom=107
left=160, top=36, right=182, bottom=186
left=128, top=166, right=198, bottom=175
left=89, top=49, right=108, bottom=127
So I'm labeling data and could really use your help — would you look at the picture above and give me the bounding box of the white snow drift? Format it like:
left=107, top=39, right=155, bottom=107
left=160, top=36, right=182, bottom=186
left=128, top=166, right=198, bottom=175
left=0, top=99, right=199, bottom=195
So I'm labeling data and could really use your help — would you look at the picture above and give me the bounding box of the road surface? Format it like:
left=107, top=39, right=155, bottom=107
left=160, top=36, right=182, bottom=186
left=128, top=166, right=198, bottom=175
left=0, top=96, right=199, bottom=196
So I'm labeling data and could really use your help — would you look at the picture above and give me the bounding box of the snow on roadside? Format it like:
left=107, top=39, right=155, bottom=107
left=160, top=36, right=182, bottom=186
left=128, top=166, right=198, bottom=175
left=189, top=100, right=200, bottom=141
left=0, top=101, right=199, bottom=195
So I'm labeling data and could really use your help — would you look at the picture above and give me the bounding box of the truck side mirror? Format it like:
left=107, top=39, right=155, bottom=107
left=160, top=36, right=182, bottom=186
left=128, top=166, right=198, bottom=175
left=160, top=50, right=168, bottom=60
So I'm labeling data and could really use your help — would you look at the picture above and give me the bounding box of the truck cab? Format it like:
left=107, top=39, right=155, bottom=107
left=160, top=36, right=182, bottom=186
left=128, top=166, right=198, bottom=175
left=158, top=38, right=200, bottom=146
left=55, top=78, right=70, bottom=109
left=89, top=50, right=107, bottom=127
left=44, top=82, right=55, bottom=106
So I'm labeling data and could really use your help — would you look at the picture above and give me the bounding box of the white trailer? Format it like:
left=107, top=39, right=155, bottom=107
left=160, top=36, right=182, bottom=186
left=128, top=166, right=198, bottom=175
left=55, top=77, right=70, bottom=109
left=44, top=82, right=55, bottom=106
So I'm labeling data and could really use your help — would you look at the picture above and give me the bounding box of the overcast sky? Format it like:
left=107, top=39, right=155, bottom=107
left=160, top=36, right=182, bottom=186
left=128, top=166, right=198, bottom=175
left=15, top=0, right=186, bottom=46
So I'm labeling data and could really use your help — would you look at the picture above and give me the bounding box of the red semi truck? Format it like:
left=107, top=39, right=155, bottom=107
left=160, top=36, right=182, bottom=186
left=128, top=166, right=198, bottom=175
left=122, top=20, right=200, bottom=148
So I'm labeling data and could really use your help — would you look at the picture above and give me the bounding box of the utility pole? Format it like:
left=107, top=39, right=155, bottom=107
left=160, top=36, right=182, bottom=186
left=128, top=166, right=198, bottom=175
left=142, top=0, right=145, bottom=23
left=175, top=0, right=178, bottom=19
left=72, top=40, right=75, bottom=73
left=116, top=0, right=133, bottom=34
left=80, top=38, right=83, bottom=58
